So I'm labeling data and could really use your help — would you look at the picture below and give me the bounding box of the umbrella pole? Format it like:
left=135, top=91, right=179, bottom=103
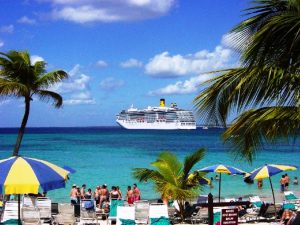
left=268, top=177, right=277, bottom=219
left=219, top=173, right=221, bottom=202
left=18, top=194, right=21, bottom=225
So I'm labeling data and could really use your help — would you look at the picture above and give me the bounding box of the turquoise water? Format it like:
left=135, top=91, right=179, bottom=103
left=0, top=127, right=299, bottom=202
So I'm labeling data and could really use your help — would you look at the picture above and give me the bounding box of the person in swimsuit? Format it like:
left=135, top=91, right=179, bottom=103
left=126, top=186, right=134, bottom=204
left=133, top=183, right=141, bottom=202
left=110, top=186, right=120, bottom=199
left=70, top=184, right=78, bottom=205
left=94, top=186, right=100, bottom=206
left=117, top=186, right=122, bottom=199
left=280, top=209, right=293, bottom=225
left=85, top=188, right=93, bottom=199
left=99, top=184, right=108, bottom=208
left=80, top=184, right=86, bottom=199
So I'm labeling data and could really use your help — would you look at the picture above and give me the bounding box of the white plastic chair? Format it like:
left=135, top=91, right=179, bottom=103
left=134, top=200, right=149, bottom=225
left=149, top=204, right=169, bottom=225
left=1, top=201, right=19, bottom=222
left=21, top=206, right=41, bottom=225
left=116, top=205, right=135, bottom=225
left=36, top=197, right=51, bottom=219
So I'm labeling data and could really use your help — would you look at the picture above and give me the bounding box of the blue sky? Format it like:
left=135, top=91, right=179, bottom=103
left=0, top=0, right=248, bottom=127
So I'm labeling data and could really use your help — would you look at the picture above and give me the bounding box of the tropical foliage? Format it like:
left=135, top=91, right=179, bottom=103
left=132, top=148, right=206, bottom=219
left=194, top=0, right=300, bottom=162
left=0, top=50, right=68, bottom=156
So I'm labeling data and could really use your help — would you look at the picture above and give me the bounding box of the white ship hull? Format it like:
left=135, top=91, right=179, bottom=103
left=116, top=119, right=196, bottom=130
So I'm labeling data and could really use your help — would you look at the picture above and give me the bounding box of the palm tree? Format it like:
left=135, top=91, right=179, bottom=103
left=132, top=148, right=206, bottom=219
left=0, top=50, right=68, bottom=156
left=194, top=0, right=300, bottom=162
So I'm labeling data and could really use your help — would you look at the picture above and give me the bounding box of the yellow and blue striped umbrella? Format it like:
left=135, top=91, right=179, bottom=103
left=199, top=164, right=247, bottom=202
left=199, top=164, right=246, bottom=175
left=245, top=164, right=297, bottom=215
left=246, top=164, right=297, bottom=180
left=0, top=156, right=70, bottom=195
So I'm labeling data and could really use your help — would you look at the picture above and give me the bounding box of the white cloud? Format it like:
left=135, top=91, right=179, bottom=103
left=120, top=58, right=143, bottom=68
left=18, top=16, right=37, bottom=25
left=30, top=55, right=44, bottom=65
left=145, top=46, right=233, bottom=77
left=0, top=100, right=10, bottom=106
left=49, top=0, right=176, bottom=24
left=0, top=25, right=14, bottom=33
left=96, top=60, right=108, bottom=68
left=148, top=74, right=212, bottom=96
left=50, top=64, right=96, bottom=105
left=0, top=40, right=4, bottom=48
left=99, top=77, right=124, bottom=91
left=64, top=91, right=96, bottom=105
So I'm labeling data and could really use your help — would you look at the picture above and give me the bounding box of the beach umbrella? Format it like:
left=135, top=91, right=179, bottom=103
left=63, top=165, right=76, bottom=174
left=199, top=164, right=246, bottom=202
left=245, top=164, right=297, bottom=215
left=0, top=156, right=71, bottom=224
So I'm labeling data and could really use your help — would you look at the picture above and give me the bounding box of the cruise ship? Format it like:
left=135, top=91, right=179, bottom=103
left=116, top=99, right=196, bottom=130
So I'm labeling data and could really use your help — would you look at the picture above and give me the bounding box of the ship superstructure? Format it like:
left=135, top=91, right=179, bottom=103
left=116, top=99, right=196, bottom=130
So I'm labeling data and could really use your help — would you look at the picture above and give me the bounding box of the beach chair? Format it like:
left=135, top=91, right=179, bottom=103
left=196, top=195, right=208, bottom=204
left=134, top=200, right=149, bottom=225
left=79, top=199, right=99, bottom=225
left=284, top=191, right=300, bottom=203
left=22, top=195, right=35, bottom=208
left=116, top=205, right=135, bottom=225
left=149, top=203, right=169, bottom=225
left=1, top=201, right=19, bottom=222
left=108, top=199, right=124, bottom=224
left=21, top=206, right=41, bottom=225
left=36, top=197, right=51, bottom=221
left=249, top=196, right=263, bottom=211
left=188, top=207, right=208, bottom=224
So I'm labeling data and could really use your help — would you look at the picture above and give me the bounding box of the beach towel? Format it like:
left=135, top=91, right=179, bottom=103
left=84, top=200, right=95, bottom=210
left=150, top=216, right=170, bottom=225
left=109, top=199, right=125, bottom=218
left=283, top=202, right=296, bottom=210
left=120, top=218, right=135, bottom=225
left=285, top=193, right=297, bottom=200
left=214, top=212, right=220, bottom=225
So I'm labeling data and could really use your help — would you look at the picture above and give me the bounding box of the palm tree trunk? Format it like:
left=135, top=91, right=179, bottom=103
left=13, top=97, right=30, bottom=156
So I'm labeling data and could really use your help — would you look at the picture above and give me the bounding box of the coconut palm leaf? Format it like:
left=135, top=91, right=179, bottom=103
left=132, top=149, right=206, bottom=220
left=0, top=50, right=68, bottom=156
left=194, top=0, right=300, bottom=162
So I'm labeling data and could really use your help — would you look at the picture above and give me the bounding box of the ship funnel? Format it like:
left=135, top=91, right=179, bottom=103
left=160, top=98, right=165, bottom=107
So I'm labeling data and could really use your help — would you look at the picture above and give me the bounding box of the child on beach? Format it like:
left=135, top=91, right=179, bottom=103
left=293, top=177, right=298, bottom=185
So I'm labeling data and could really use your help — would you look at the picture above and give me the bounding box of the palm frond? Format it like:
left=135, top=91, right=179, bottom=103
left=183, top=148, right=205, bottom=179
left=35, top=90, right=63, bottom=108
left=194, top=66, right=299, bottom=126
left=36, top=70, right=68, bottom=88
left=223, top=106, right=300, bottom=162
left=0, top=78, right=28, bottom=97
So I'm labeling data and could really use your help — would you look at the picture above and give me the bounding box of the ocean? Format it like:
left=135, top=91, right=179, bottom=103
left=0, top=127, right=299, bottom=203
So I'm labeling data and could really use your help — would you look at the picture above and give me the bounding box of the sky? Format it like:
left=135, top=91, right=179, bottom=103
left=0, top=0, right=249, bottom=127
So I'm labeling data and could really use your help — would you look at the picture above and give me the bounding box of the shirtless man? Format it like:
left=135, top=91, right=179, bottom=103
left=80, top=184, right=86, bottom=199
left=70, top=184, right=78, bottom=205
left=126, top=186, right=134, bottom=204
left=99, top=184, right=108, bottom=207
left=94, top=186, right=100, bottom=206
left=133, top=183, right=140, bottom=202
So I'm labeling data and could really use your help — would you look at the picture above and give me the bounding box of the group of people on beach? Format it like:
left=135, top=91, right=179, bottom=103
left=279, top=174, right=298, bottom=192
left=69, top=183, right=141, bottom=210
